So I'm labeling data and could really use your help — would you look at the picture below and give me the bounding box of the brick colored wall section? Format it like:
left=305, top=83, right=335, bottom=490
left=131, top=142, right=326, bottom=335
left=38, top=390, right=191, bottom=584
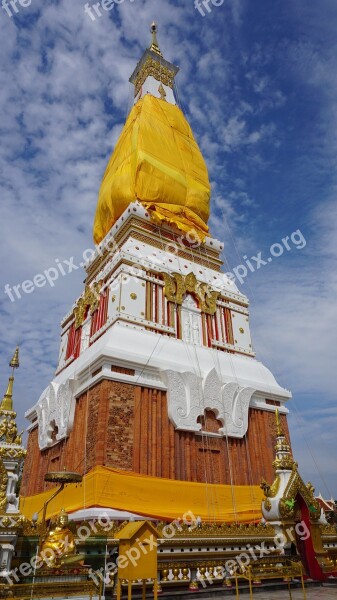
left=21, top=379, right=136, bottom=496
left=105, top=380, right=135, bottom=469
left=21, top=426, right=40, bottom=496
left=21, top=378, right=290, bottom=497
left=132, top=388, right=289, bottom=486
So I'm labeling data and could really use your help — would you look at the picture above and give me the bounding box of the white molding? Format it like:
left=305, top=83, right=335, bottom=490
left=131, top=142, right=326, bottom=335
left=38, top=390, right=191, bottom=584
left=163, top=367, right=255, bottom=438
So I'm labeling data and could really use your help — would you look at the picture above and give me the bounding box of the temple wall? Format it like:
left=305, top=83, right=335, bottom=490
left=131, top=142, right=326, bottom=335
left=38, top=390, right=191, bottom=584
left=21, top=379, right=290, bottom=498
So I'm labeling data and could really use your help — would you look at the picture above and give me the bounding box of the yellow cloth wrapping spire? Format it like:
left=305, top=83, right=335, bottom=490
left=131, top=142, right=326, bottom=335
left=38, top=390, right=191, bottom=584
left=20, top=466, right=263, bottom=523
left=93, top=96, right=211, bottom=244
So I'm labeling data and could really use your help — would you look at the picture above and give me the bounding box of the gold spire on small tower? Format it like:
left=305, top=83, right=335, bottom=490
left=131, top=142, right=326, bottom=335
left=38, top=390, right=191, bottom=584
left=273, top=408, right=295, bottom=471
left=1, top=377, right=14, bottom=412
left=0, top=348, right=23, bottom=446
left=149, top=22, right=162, bottom=57
left=1, top=347, right=20, bottom=412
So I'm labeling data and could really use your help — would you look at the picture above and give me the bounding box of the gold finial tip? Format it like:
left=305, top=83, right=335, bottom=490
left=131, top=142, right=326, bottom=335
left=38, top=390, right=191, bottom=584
left=149, top=21, right=162, bottom=56
left=9, top=346, right=20, bottom=369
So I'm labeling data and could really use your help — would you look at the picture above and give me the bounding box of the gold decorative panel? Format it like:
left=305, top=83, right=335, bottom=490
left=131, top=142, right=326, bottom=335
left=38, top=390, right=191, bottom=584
left=160, top=271, right=220, bottom=315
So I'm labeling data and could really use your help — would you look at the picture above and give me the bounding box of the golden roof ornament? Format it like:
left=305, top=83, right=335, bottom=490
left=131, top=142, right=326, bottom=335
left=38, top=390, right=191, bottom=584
left=149, top=22, right=162, bottom=57
left=9, top=346, right=20, bottom=370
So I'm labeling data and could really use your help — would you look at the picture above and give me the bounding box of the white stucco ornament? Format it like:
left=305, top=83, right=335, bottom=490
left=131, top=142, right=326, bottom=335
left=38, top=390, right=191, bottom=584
left=163, top=368, right=255, bottom=438
left=36, top=379, right=76, bottom=450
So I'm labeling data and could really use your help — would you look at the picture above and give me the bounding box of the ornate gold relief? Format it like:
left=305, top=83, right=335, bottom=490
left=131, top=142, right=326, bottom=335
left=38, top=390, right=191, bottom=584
left=0, top=514, right=25, bottom=530
left=279, top=497, right=296, bottom=519
left=0, top=413, right=22, bottom=445
left=0, top=447, right=26, bottom=460
left=74, top=281, right=102, bottom=329
left=0, top=459, right=8, bottom=513
left=261, top=464, right=321, bottom=522
left=162, top=272, right=185, bottom=304
left=281, top=466, right=320, bottom=521
left=156, top=521, right=275, bottom=539
left=273, top=454, right=296, bottom=471
left=264, top=498, right=272, bottom=512
left=134, top=58, right=175, bottom=97
left=261, top=475, right=280, bottom=513
left=160, top=271, right=220, bottom=315
left=158, top=83, right=167, bottom=100
left=261, top=475, right=281, bottom=499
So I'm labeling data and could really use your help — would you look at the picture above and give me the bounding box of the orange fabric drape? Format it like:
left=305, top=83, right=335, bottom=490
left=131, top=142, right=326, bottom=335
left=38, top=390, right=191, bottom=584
left=20, top=466, right=263, bottom=523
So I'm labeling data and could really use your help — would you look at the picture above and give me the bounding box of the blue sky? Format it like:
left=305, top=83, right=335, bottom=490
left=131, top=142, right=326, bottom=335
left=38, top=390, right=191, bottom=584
left=0, top=0, right=336, bottom=497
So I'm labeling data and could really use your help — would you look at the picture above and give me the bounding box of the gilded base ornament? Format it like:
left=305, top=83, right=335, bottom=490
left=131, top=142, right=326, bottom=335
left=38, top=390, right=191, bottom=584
left=189, top=579, right=199, bottom=590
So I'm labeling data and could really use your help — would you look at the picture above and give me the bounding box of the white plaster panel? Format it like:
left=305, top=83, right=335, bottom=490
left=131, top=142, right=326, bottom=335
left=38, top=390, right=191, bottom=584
left=163, top=367, right=255, bottom=438
left=139, top=76, right=176, bottom=104
left=108, top=274, right=122, bottom=321
left=35, top=379, right=76, bottom=450
left=119, top=274, right=146, bottom=318
left=232, top=311, right=252, bottom=352
left=58, top=331, right=68, bottom=368
left=80, top=317, right=91, bottom=353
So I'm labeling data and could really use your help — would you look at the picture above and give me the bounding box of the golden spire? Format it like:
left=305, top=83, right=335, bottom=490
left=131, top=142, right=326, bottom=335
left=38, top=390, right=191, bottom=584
left=149, top=22, right=162, bottom=57
left=0, top=377, right=14, bottom=412
left=0, top=347, right=20, bottom=412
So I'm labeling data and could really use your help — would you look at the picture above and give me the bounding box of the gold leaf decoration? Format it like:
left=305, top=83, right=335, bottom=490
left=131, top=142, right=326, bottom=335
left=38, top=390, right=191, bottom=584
left=160, top=271, right=220, bottom=315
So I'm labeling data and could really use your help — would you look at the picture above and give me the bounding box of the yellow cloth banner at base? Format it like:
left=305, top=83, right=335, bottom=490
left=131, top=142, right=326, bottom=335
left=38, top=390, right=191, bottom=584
left=20, top=466, right=263, bottom=523
left=93, top=95, right=211, bottom=244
